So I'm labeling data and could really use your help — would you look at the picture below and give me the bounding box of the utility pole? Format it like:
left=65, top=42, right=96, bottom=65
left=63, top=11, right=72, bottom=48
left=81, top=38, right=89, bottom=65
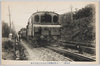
left=8, top=6, right=12, bottom=32
left=11, top=21, right=15, bottom=31
left=71, top=5, right=73, bottom=23
left=8, top=6, right=12, bottom=40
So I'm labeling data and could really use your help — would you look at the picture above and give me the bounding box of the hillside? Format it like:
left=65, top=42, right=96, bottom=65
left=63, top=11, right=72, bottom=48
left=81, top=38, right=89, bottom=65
left=60, top=4, right=95, bottom=43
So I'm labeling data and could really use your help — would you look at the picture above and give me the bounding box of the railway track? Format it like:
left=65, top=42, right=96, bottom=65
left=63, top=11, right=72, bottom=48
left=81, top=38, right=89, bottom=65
left=59, top=41, right=95, bottom=54
left=47, top=46, right=95, bottom=61
left=21, top=39, right=95, bottom=61
left=59, top=41, right=95, bottom=47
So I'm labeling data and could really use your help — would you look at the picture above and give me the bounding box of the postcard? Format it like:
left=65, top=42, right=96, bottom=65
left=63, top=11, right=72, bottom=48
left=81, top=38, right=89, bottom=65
left=1, top=1, right=99, bottom=65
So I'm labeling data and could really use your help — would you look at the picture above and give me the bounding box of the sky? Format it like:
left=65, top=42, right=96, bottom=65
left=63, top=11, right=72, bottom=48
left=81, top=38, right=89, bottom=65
left=1, top=1, right=95, bottom=32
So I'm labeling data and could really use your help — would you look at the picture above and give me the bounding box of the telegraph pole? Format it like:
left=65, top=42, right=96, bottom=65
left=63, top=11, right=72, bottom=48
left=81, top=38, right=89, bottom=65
left=8, top=6, right=11, bottom=32
left=71, top=5, right=73, bottom=23
left=8, top=6, right=12, bottom=40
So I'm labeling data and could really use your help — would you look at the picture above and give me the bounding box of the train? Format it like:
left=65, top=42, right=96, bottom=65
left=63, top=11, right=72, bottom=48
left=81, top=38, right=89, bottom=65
left=18, top=11, right=61, bottom=46
left=18, top=28, right=27, bottom=39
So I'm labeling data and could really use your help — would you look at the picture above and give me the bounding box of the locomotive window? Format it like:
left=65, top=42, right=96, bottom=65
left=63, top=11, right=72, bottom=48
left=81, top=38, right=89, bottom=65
left=53, top=16, right=58, bottom=23
left=46, top=14, right=51, bottom=22
left=34, top=15, right=39, bottom=22
left=41, top=15, right=45, bottom=22
left=41, top=13, right=51, bottom=23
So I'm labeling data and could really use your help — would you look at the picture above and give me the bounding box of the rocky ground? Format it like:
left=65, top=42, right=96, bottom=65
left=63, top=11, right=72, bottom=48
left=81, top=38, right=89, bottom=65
left=21, top=40, right=73, bottom=61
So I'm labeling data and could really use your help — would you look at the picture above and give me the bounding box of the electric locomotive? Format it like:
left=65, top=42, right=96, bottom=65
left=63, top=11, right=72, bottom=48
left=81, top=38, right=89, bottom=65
left=26, top=11, right=61, bottom=46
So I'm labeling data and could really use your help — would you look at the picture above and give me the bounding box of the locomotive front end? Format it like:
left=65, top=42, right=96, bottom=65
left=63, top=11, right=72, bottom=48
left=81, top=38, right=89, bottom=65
left=33, top=11, right=61, bottom=39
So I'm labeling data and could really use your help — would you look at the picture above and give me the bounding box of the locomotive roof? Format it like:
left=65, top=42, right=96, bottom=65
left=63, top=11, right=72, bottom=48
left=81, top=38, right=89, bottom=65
left=32, top=11, right=59, bottom=15
left=28, top=11, right=59, bottom=21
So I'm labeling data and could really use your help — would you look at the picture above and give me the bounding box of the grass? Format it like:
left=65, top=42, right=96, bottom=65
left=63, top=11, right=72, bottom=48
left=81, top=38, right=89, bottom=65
left=2, top=38, right=27, bottom=60
left=2, top=38, right=15, bottom=60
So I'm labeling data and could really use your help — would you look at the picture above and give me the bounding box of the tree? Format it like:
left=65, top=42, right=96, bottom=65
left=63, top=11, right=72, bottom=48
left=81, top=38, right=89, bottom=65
left=60, top=4, right=95, bottom=43
left=2, top=21, right=17, bottom=38
left=2, top=21, right=10, bottom=37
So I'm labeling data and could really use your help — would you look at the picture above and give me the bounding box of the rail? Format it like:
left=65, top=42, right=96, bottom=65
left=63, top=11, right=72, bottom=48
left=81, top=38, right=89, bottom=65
left=47, top=46, right=95, bottom=61
left=59, top=41, right=95, bottom=47
left=58, top=41, right=95, bottom=54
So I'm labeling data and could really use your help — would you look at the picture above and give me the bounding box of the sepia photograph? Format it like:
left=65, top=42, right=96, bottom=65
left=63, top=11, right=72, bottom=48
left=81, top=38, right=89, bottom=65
left=1, top=1, right=99, bottom=65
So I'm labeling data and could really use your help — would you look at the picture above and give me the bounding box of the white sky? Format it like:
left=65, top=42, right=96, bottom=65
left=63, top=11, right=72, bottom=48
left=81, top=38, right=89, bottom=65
left=1, top=1, right=94, bottom=32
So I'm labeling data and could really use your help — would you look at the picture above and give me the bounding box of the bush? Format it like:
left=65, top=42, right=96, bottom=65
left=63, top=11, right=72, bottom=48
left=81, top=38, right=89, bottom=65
left=2, top=40, right=14, bottom=52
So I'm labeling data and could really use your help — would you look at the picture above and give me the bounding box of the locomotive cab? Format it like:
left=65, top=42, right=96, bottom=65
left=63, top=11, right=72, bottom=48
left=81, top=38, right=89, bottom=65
left=32, top=11, right=59, bottom=25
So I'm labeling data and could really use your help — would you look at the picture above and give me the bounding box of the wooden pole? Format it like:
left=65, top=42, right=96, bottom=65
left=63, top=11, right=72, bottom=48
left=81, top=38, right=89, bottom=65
left=71, top=5, right=73, bottom=23
left=8, top=6, right=11, bottom=33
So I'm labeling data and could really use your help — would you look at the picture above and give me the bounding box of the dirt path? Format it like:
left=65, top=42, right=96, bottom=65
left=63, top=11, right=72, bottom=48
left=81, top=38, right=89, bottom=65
left=21, top=40, right=73, bottom=61
left=21, top=40, right=41, bottom=60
